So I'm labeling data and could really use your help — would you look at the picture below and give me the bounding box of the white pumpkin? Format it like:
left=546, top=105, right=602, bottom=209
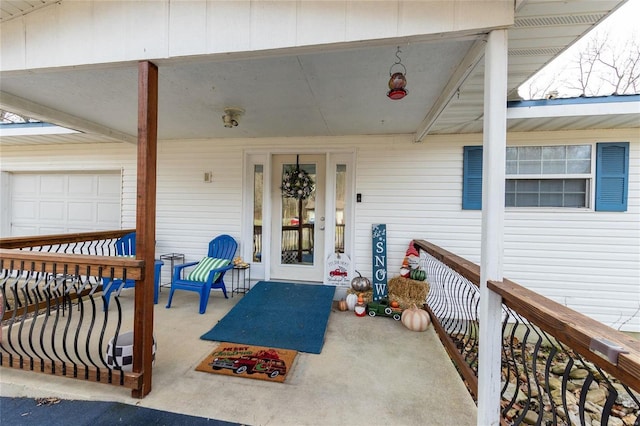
left=401, top=304, right=431, bottom=332
left=345, top=293, right=358, bottom=311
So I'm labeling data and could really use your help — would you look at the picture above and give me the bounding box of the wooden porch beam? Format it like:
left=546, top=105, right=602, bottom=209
left=132, top=60, right=158, bottom=398
left=0, top=248, right=144, bottom=280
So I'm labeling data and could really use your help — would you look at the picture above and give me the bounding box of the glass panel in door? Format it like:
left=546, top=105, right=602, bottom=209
left=253, top=165, right=263, bottom=263
left=335, top=164, right=346, bottom=253
left=271, top=155, right=325, bottom=282
left=281, top=162, right=316, bottom=265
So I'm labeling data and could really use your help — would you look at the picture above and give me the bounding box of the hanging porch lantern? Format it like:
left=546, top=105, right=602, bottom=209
left=387, top=46, right=408, bottom=100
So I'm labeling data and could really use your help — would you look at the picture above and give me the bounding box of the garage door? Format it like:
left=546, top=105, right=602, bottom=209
left=10, top=172, right=122, bottom=236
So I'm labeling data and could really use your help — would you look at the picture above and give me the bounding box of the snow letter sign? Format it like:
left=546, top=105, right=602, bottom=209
left=371, top=224, right=388, bottom=301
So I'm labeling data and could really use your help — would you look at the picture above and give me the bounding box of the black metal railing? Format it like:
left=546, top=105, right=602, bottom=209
left=414, top=239, right=640, bottom=426
left=0, top=230, right=133, bottom=254
left=0, top=230, right=147, bottom=391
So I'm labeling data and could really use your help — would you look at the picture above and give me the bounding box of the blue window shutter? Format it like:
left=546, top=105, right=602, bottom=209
left=463, top=146, right=483, bottom=210
left=595, top=142, right=629, bottom=212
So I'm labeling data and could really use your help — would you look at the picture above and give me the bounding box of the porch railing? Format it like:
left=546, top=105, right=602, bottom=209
left=0, top=229, right=151, bottom=393
left=414, top=239, right=640, bottom=426
left=0, top=230, right=133, bottom=253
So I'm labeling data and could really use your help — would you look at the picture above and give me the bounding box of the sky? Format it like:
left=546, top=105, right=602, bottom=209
left=518, top=0, right=640, bottom=99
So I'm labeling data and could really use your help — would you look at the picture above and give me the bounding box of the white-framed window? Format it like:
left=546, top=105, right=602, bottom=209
left=505, top=145, right=591, bottom=208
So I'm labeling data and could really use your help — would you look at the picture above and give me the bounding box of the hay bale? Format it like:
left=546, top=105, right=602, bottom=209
left=347, top=276, right=429, bottom=309
left=388, top=276, right=429, bottom=303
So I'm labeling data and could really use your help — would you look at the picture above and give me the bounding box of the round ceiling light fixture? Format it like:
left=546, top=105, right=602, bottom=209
left=222, top=107, right=244, bottom=128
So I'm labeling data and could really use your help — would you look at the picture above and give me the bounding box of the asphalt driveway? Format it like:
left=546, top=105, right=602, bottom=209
left=0, top=396, right=238, bottom=426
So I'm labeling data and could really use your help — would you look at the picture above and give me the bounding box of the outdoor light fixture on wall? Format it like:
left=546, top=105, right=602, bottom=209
left=387, top=46, right=408, bottom=100
left=222, top=107, right=244, bottom=128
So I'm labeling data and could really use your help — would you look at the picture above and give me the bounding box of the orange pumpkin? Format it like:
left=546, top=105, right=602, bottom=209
left=390, top=300, right=400, bottom=308
left=337, top=299, right=348, bottom=311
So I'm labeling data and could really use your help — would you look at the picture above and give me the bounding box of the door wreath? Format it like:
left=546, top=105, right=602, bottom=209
left=281, top=155, right=314, bottom=199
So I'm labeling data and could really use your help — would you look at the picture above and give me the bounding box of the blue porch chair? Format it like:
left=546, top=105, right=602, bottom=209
left=165, top=235, right=237, bottom=314
left=102, top=232, right=163, bottom=310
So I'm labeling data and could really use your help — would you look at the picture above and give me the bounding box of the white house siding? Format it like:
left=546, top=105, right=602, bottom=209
left=0, top=1, right=512, bottom=71
left=0, top=128, right=637, bottom=331
left=502, top=129, right=640, bottom=332
left=155, top=140, right=244, bottom=258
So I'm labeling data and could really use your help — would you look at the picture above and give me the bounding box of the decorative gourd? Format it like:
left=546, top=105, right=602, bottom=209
left=351, top=271, right=372, bottom=292
left=410, top=269, right=426, bottom=281
left=345, top=293, right=358, bottom=311
left=337, top=299, right=348, bottom=311
left=390, top=300, right=400, bottom=309
left=401, top=304, right=431, bottom=332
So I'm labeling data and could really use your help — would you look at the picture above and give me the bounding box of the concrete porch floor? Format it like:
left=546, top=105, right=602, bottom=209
left=0, top=286, right=477, bottom=425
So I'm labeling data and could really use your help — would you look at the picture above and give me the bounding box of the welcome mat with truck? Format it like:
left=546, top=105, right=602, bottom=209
left=196, top=342, right=298, bottom=383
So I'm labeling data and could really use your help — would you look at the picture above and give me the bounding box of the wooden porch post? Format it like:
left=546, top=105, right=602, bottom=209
left=478, top=29, right=507, bottom=425
left=133, top=60, right=158, bottom=398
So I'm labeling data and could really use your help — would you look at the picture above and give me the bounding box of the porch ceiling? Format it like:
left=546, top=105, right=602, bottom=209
left=0, top=0, right=58, bottom=23
left=0, top=0, right=628, bottom=146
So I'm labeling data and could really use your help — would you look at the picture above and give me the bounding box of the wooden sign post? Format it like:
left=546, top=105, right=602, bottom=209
left=371, top=224, right=388, bottom=301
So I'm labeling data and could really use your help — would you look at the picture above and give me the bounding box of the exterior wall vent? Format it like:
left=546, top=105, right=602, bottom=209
left=515, top=13, right=606, bottom=28
left=509, top=47, right=563, bottom=57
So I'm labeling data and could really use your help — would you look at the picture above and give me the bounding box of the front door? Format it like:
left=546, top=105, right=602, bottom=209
left=270, top=154, right=325, bottom=282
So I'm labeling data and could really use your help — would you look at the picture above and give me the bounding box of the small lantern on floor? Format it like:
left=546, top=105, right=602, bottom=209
left=387, top=46, right=408, bottom=100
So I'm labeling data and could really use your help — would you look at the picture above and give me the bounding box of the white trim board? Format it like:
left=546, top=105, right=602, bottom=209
left=507, top=100, right=640, bottom=119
